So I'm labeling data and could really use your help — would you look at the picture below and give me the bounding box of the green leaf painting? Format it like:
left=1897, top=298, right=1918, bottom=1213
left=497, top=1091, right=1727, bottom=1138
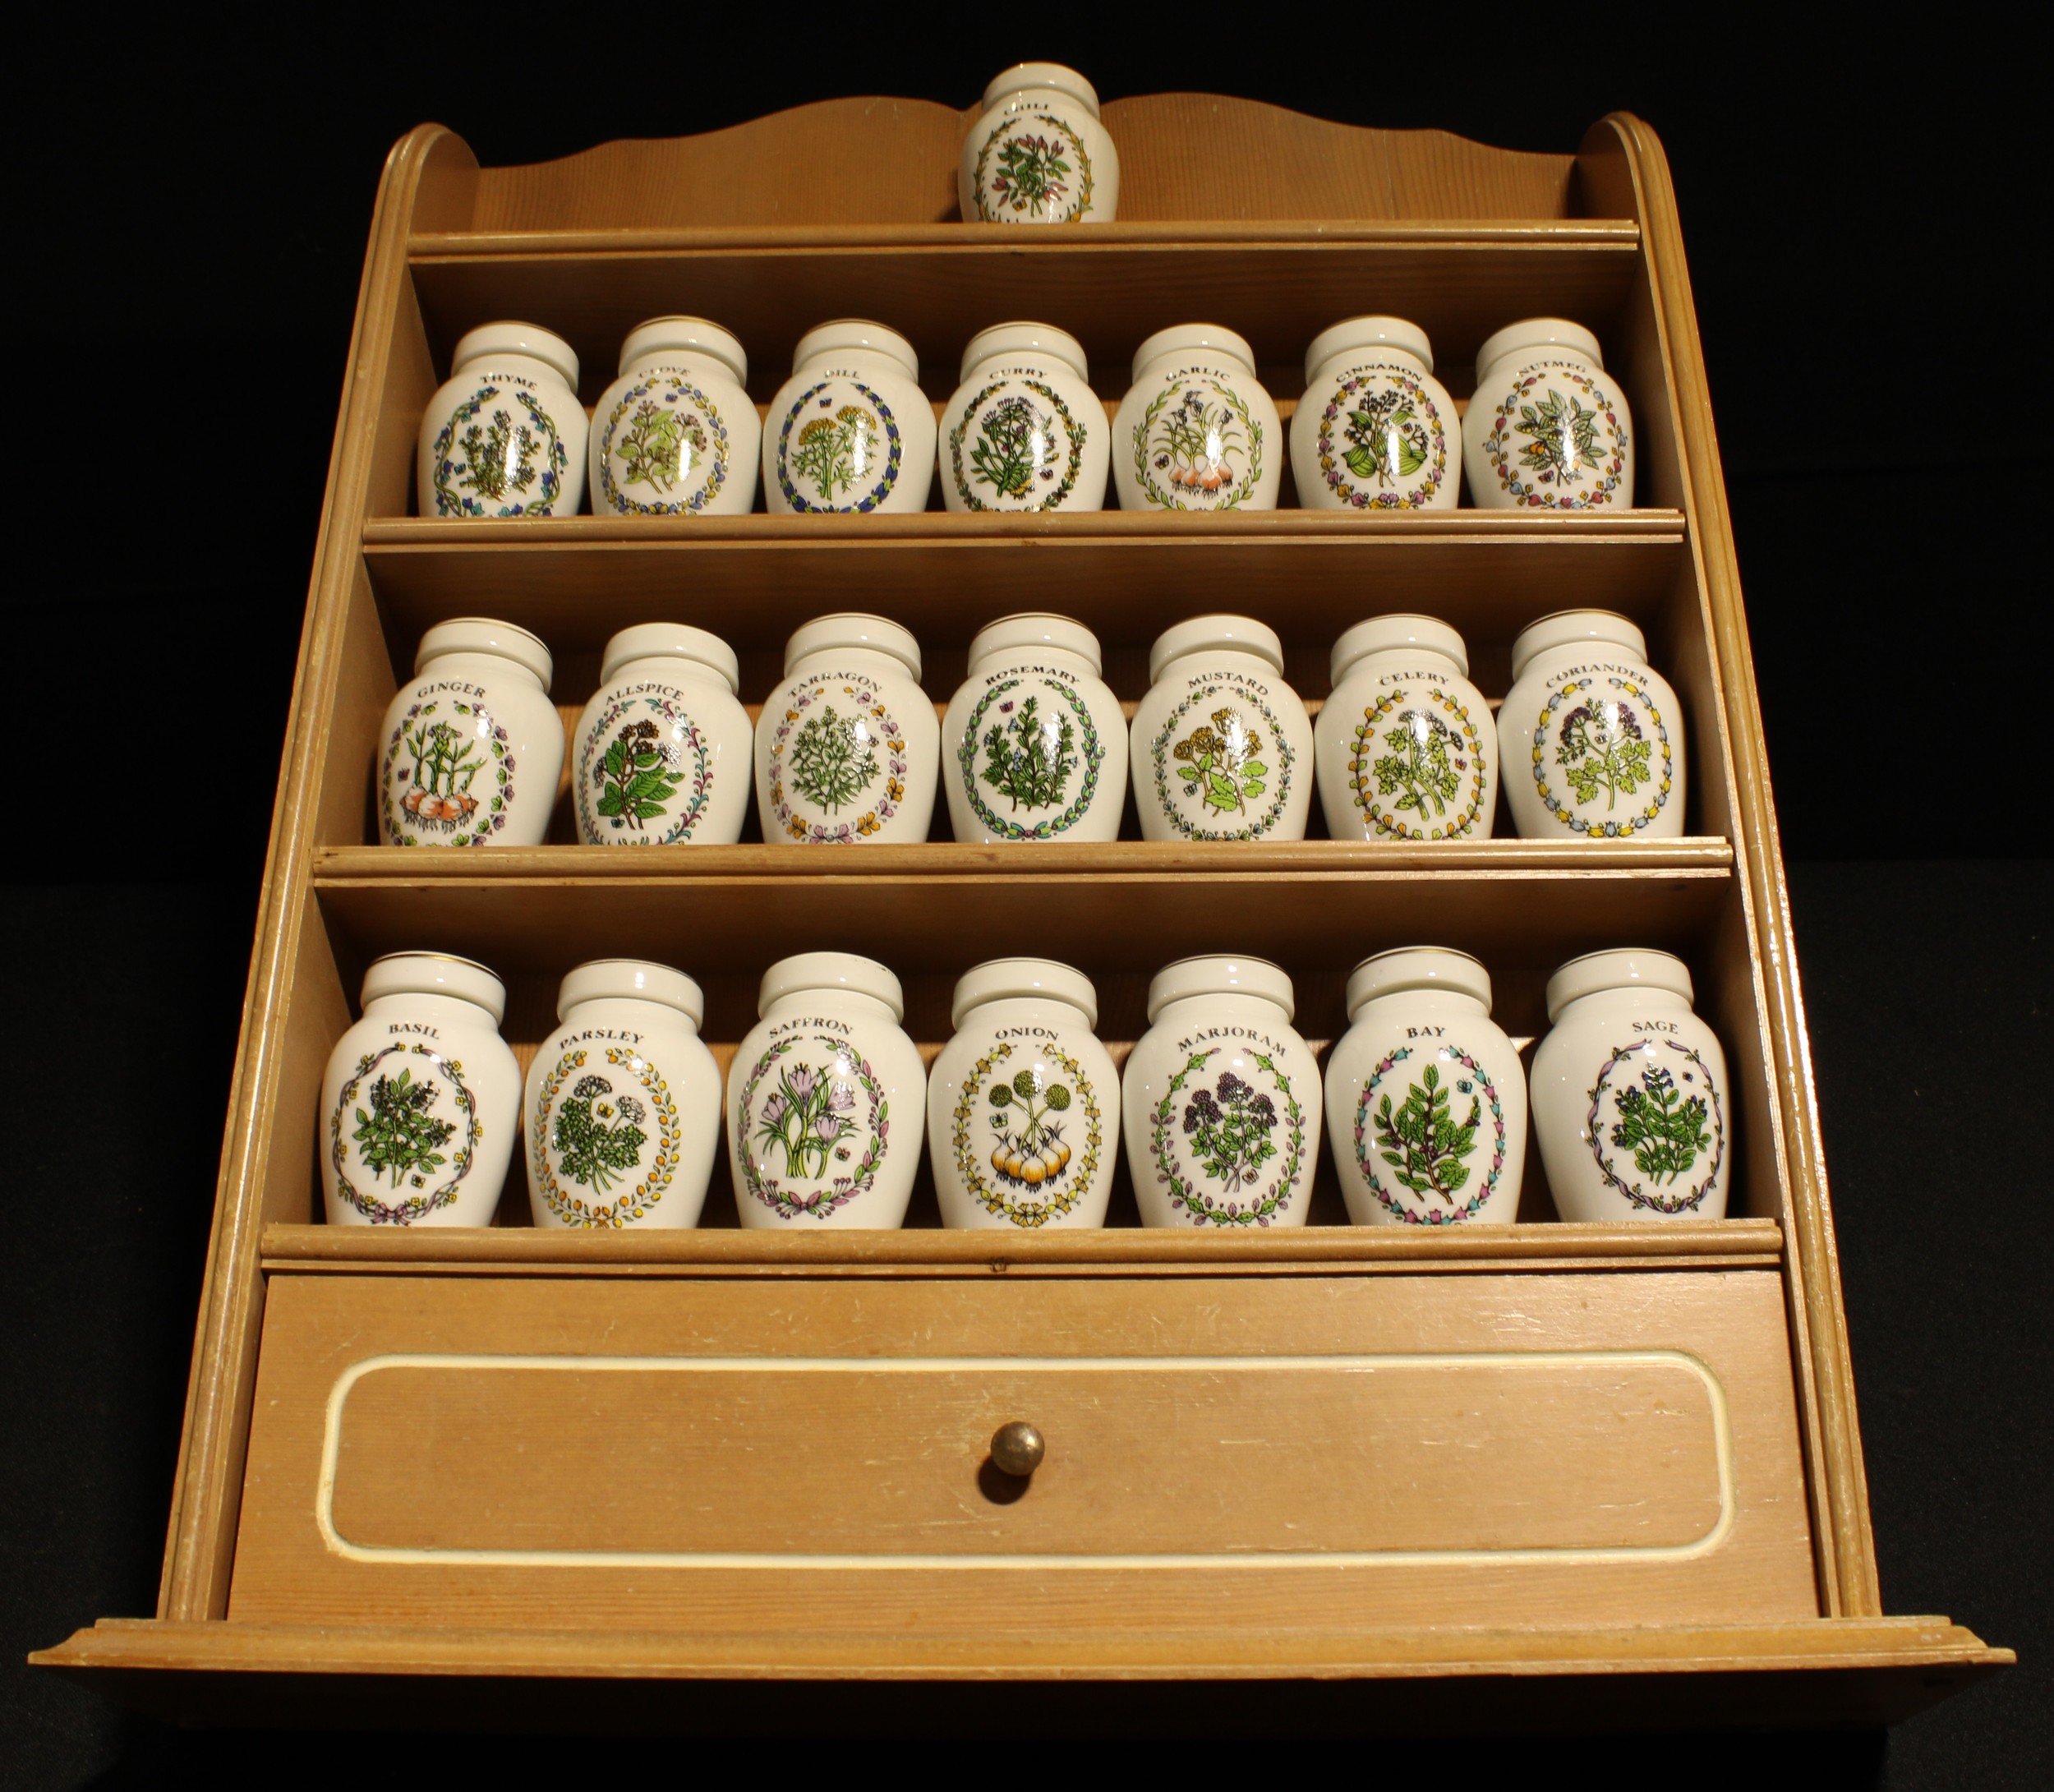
left=1372, top=1063, right=1480, bottom=1206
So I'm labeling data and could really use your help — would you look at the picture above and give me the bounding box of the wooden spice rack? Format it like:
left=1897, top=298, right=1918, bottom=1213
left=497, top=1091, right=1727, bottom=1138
left=33, top=94, right=2010, bottom=1726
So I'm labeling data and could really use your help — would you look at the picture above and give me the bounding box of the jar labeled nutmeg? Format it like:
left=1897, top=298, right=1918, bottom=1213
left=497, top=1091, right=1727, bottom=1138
left=1291, top=316, right=1458, bottom=512
left=1462, top=317, right=1633, bottom=511
left=959, top=63, right=1120, bottom=224
left=417, top=322, right=586, bottom=518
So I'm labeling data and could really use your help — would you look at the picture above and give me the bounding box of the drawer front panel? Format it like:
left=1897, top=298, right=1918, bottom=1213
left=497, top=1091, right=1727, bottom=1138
left=233, top=1269, right=1817, bottom=1633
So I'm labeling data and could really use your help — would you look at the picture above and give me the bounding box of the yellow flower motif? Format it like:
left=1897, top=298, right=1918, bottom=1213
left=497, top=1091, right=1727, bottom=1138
left=856, top=811, right=881, bottom=836
left=787, top=816, right=808, bottom=839
left=887, top=777, right=905, bottom=801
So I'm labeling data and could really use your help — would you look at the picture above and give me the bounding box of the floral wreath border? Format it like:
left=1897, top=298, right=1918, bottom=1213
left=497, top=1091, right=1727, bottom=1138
left=973, top=109, right=1096, bottom=223
left=957, top=677, right=1105, bottom=840
left=1148, top=1048, right=1307, bottom=1228
left=1586, top=1038, right=1726, bottom=1214
left=528, top=1045, right=682, bottom=1228
left=767, top=679, right=910, bottom=844
left=949, top=1041, right=1105, bottom=1229
left=596, top=375, right=731, bottom=516
left=1530, top=675, right=1674, bottom=837
left=1352, top=1043, right=1508, bottom=1226
left=947, top=376, right=1086, bottom=510
left=1481, top=365, right=1628, bottom=509
left=1347, top=683, right=1489, bottom=841
left=737, top=1033, right=889, bottom=1221
left=775, top=380, right=904, bottom=513
left=1149, top=682, right=1296, bottom=841
left=329, top=1041, right=480, bottom=1226
left=430, top=384, right=569, bottom=518
left=1314, top=367, right=1450, bottom=510
left=380, top=698, right=515, bottom=848
left=576, top=692, right=714, bottom=844
left=1130, top=375, right=1264, bottom=511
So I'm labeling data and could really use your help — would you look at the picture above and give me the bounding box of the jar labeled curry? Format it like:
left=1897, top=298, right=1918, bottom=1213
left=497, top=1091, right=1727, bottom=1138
left=1462, top=317, right=1633, bottom=511
left=1112, top=325, right=1281, bottom=512
left=417, top=321, right=586, bottom=518
left=959, top=62, right=1119, bottom=224
left=588, top=316, right=760, bottom=517
left=940, top=322, right=1108, bottom=513
left=930, top=959, right=1119, bottom=1230
left=1291, top=316, right=1458, bottom=511
left=762, top=320, right=934, bottom=514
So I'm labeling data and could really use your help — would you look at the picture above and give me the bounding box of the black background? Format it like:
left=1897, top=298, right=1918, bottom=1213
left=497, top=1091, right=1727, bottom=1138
left=3, top=11, right=2047, bottom=1785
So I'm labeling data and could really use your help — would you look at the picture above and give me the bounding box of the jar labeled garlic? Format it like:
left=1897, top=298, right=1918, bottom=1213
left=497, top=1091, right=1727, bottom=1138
left=1112, top=325, right=1281, bottom=512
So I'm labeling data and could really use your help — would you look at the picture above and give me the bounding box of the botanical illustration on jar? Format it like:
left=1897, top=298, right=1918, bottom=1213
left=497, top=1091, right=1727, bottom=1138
left=946, top=377, right=1086, bottom=509
left=328, top=1041, right=480, bottom=1226
left=1132, top=376, right=1264, bottom=509
left=379, top=699, right=514, bottom=846
left=1151, top=687, right=1296, bottom=841
left=1147, top=1048, right=1308, bottom=1227
left=1313, top=369, right=1450, bottom=510
left=1352, top=1044, right=1510, bottom=1226
left=1587, top=1039, right=1725, bottom=1214
left=956, top=678, right=1105, bottom=841
left=735, top=1033, right=890, bottom=1220
left=428, top=382, right=570, bottom=518
left=766, top=679, right=911, bottom=844
left=972, top=112, right=1095, bottom=222
left=528, top=1044, right=682, bottom=1227
left=950, top=1043, right=1105, bottom=1229
left=575, top=693, right=713, bottom=844
left=773, top=381, right=905, bottom=513
left=596, top=375, right=730, bottom=515
left=1347, top=684, right=1490, bottom=841
left=1531, top=676, right=1675, bottom=836
left=1478, top=362, right=1629, bottom=509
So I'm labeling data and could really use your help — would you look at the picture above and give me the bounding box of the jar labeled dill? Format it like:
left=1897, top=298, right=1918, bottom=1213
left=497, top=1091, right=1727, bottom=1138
left=762, top=320, right=934, bottom=515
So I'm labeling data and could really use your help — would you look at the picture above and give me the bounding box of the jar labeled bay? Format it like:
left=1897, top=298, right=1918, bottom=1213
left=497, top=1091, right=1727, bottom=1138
left=1112, top=325, right=1280, bottom=512
left=1462, top=317, right=1633, bottom=511
left=940, top=323, right=1107, bottom=513
left=417, top=321, right=586, bottom=518
left=526, top=960, right=721, bottom=1229
left=1531, top=949, right=1730, bottom=1222
left=959, top=62, right=1119, bottom=224
left=929, top=959, right=1119, bottom=1230
left=320, top=953, right=521, bottom=1228
left=588, top=316, right=760, bottom=517
left=1291, top=316, right=1458, bottom=511
left=1325, top=948, right=1527, bottom=1227
left=376, top=617, right=564, bottom=847
left=762, top=320, right=934, bottom=514
left=1122, top=956, right=1321, bottom=1229
left=727, top=952, right=927, bottom=1228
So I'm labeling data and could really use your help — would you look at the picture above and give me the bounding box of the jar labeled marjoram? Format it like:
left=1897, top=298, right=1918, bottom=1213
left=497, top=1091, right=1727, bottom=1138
left=959, top=63, right=1119, bottom=224
left=526, top=959, right=722, bottom=1228
left=320, top=953, right=521, bottom=1227
left=1112, top=325, right=1281, bottom=512
left=376, top=617, right=564, bottom=847
left=1462, top=317, right=1633, bottom=511
left=588, top=315, right=761, bottom=517
left=762, top=320, right=935, bottom=515
left=940, top=322, right=1108, bottom=513
left=417, top=322, right=587, bottom=518
left=930, top=959, right=1120, bottom=1229
left=1291, top=316, right=1458, bottom=511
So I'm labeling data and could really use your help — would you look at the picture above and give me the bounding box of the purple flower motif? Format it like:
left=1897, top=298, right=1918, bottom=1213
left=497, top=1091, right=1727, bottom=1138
left=827, top=1083, right=855, bottom=1113
left=813, top=1111, right=843, bottom=1143
left=787, top=1066, right=817, bottom=1101
left=761, top=1091, right=788, bottom=1127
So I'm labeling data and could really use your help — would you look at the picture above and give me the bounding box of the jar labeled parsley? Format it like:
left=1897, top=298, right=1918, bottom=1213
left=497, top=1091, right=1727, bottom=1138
left=588, top=316, right=760, bottom=517
left=417, top=322, right=586, bottom=518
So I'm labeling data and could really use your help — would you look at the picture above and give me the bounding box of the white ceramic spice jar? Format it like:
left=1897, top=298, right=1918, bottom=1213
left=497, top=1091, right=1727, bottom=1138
left=757, top=614, right=938, bottom=846
left=1123, top=956, right=1321, bottom=1228
left=1497, top=610, right=1685, bottom=841
left=573, top=624, right=753, bottom=845
left=1462, top=318, right=1633, bottom=511
left=1325, top=948, right=1527, bottom=1228
left=588, top=316, right=760, bottom=518
left=1531, top=949, right=1730, bottom=1222
left=417, top=322, right=587, bottom=518
left=376, top=617, right=564, bottom=847
left=929, top=959, right=1119, bottom=1231
left=525, top=959, right=721, bottom=1230
left=320, top=952, right=520, bottom=1228
left=959, top=63, right=1119, bottom=224
left=1315, top=615, right=1498, bottom=843
left=942, top=613, right=1127, bottom=844
left=1291, top=316, right=1458, bottom=512
left=1112, top=325, right=1281, bottom=512
left=1132, top=615, right=1312, bottom=842
left=940, top=322, right=1108, bottom=513
left=762, top=320, right=934, bottom=514
left=727, top=952, right=927, bottom=1227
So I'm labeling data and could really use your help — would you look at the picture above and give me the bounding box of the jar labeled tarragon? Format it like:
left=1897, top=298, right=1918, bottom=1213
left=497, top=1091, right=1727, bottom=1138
left=417, top=321, right=586, bottom=518
left=762, top=320, right=934, bottom=515
left=958, top=62, right=1119, bottom=224
left=940, top=322, right=1107, bottom=513
left=588, top=316, right=759, bottom=517
left=1462, top=317, right=1633, bottom=510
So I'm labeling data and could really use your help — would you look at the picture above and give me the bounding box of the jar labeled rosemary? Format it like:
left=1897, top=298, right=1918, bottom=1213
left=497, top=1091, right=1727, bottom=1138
left=375, top=617, right=564, bottom=847
left=588, top=316, right=760, bottom=517
left=958, top=62, right=1120, bottom=224
left=930, top=959, right=1119, bottom=1230
left=755, top=613, right=938, bottom=845
left=939, top=322, right=1108, bottom=513
left=1131, top=615, right=1312, bottom=842
left=572, top=624, right=753, bottom=845
left=417, top=321, right=587, bottom=518
left=762, top=320, right=935, bottom=514
left=1122, top=956, right=1321, bottom=1229
left=942, top=613, right=1127, bottom=844
left=320, top=953, right=520, bottom=1228
left=1531, top=949, right=1730, bottom=1222
left=526, top=960, right=721, bottom=1229
left=1291, top=316, right=1458, bottom=511
left=1462, top=317, right=1633, bottom=511
left=1325, top=948, right=1527, bottom=1227
left=1112, top=325, right=1281, bottom=512
left=726, top=952, right=927, bottom=1228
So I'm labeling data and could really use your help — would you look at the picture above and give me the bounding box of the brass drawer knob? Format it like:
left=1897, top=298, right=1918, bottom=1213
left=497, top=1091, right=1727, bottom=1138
left=989, top=1421, right=1046, bottom=1478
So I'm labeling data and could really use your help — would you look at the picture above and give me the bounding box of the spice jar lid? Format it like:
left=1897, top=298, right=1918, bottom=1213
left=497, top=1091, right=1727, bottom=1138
left=1148, top=614, right=1283, bottom=684
left=951, top=957, right=1098, bottom=1030
left=982, top=62, right=1102, bottom=117
left=1475, top=316, right=1605, bottom=383
left=967, top=612, right=1103, bottom=676
left=783, top=613, right=922, bottom=681
left=361, top=951, right=506, bottom=1025
left=557, top=958, right=704, bottom=1026
left=1146, top=956, right=1295, bottom=1024
left=758, top=951, right=905, bottom=1022
left=1545, top=948, right=1693, bottom=1022
left=960, top=320, right=1089, bottom=388
left=1303, top=315, right=1435, bottom=386
left=1130, top=323, right=1257, bottom=388
left=617, top=315, right=748, bottom=386
left=601, top=623, right=740, bottom=693
left=1329, top=614, right=1468, bottom=685
left=792, top=318, right=919, bottom=385
left=450, top=321, right=580, bottom=390
left=1346, top=947, right=1491, bottom=1020
left=414, top=616, right=554, bottom=693
left=1509, top=610, right=1648, bottom=684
